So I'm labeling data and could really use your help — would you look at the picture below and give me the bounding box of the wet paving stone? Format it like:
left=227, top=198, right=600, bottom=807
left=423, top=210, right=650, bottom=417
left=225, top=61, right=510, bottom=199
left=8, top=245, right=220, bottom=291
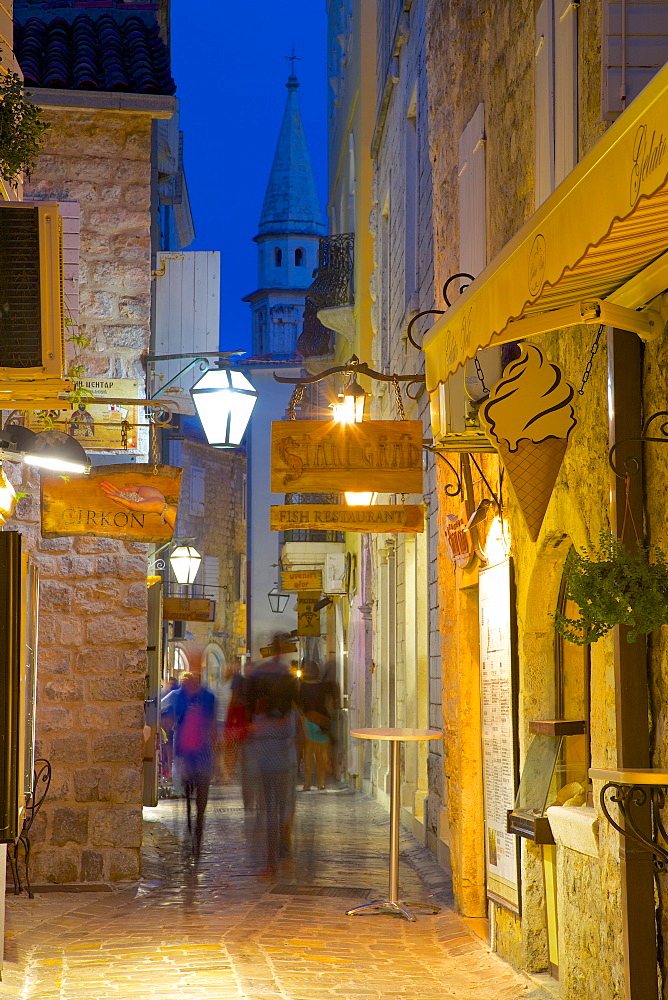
left=2, top=785, right=534, bottom=999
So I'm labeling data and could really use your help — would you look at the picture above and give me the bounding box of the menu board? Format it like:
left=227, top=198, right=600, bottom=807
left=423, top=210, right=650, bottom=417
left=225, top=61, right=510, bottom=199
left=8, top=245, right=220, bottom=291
left=479, top=556, right=520, bottom=913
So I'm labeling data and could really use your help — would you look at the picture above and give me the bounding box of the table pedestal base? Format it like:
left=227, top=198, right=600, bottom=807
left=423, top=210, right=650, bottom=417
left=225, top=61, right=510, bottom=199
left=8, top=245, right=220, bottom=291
left=347, top=899, right=440, bottom=922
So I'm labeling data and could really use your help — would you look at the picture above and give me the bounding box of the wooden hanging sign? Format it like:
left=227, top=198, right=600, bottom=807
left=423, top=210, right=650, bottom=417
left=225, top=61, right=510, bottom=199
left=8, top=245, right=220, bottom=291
left=163, top=597, right=215, bottom=622
left=271, top=420, right=424, bottom=494
left=271, top=504, right=425, bottom=533
left=297, top=592, right=322, bottom=637
left=41, top=464, right=182, bottom=543
left=281, top=570, right=323, bottom=592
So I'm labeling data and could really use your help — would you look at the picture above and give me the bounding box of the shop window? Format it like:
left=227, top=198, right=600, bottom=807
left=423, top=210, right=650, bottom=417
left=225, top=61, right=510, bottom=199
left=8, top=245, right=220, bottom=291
left=294, top=248, right=304, bottom=267
left=274, top=247, right=282, bottom=267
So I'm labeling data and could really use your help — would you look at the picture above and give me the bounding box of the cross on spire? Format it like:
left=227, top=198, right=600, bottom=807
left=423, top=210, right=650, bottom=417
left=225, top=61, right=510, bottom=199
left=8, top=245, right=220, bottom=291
left=285, top=43, right=301, bottom=77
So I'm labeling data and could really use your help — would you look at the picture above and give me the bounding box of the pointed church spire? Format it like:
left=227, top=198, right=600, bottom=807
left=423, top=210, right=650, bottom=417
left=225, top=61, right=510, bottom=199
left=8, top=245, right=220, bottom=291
left=258, top=73, right=324, bottom=237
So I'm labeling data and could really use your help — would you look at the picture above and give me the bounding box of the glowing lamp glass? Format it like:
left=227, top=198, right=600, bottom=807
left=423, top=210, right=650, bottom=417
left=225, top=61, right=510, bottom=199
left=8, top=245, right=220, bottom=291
left=191, top=368, right=258, bottom=447
left=170, top=545, right=202, bottom=585
left=345, top=491, right=377, bottom=506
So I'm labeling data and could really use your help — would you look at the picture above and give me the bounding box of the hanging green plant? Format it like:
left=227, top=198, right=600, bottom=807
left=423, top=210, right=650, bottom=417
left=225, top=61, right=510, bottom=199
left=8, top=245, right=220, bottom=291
left=554, top=532, right=668, bottom=645
left=0, top=70, right=49, bottom=184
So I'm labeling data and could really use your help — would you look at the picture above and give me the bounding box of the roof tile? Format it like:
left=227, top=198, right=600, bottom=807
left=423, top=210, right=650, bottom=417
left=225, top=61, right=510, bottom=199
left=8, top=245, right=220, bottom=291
left=15, top=13, right=175, bottom=95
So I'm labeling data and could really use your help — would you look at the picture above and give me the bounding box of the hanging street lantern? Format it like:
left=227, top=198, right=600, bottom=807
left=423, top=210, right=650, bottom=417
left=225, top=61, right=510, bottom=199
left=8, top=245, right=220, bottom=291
left=344, top=491, right=377, bottom=506
left=331, top=374, right=368, bottom=424
left=268, top=584, right=290, bottom=614
left=170, top=544, right=202, bottom=585
left=190, top=367, right=258, bottom=448
left=0, top=425, right=90, bottom=474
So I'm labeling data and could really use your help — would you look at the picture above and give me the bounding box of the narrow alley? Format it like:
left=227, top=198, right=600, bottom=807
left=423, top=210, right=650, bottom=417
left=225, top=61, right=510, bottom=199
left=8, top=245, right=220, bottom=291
left=1, top=788, right=543, bottom=1000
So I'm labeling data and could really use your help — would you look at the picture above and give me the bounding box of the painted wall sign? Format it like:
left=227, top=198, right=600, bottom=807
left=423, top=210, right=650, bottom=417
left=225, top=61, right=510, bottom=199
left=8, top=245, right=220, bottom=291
left=270, top=504, right=425, bottom=534
left=12, top=379, right=140, bottom=450
left=41, top=464, right=182, bottom=543
left=479, top=556, right=520, bottom=914
left=297, top=592, right=321, bottom=637
left=271, top=420, right=424, bottom=494
left=281, top=570, right=322, bottom=592
left=162, top=597, right=215, bottom=623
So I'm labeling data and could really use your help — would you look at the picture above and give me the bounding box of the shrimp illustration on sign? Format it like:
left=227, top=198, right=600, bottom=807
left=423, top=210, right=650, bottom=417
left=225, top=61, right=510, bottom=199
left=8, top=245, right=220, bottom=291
left=99, top=481, right=177, bottom=531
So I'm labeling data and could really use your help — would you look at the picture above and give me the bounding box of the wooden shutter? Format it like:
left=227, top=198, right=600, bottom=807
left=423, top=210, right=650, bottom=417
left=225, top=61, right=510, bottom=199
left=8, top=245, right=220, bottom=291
left=153, top=250, right=220, bottom=404
left=535, top=0, right=555, bottom=207
left=189, top=466, right=205, bottom=517
left=458, top=103, right=487, bottom=277
left=603, top=0, right=668, bottom=120
left=554, top=1, right=578, bottom=185
left=203, top=556, right=220, bottom=600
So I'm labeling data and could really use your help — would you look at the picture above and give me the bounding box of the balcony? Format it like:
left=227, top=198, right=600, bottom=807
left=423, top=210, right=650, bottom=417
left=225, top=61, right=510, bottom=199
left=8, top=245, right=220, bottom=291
left=282, top=493, right=344, bottom=544
left=296, top=297, right=333, bottom=359
left=307, top=234, right=355, bottom=342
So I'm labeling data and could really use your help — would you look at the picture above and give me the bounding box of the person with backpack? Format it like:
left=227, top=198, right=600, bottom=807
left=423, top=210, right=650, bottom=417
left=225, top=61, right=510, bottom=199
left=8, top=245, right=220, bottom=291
left=172, top=670, right=217, bottom=858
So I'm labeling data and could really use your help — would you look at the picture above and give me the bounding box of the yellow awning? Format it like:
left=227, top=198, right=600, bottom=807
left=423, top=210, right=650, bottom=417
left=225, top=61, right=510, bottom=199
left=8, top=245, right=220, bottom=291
left=424, top=62, right=668, bottom=393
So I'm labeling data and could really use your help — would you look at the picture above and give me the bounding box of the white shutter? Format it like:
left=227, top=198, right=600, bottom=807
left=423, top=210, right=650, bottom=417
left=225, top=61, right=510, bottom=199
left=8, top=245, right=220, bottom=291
left=535, top=0, right=555, bottom=207
left=153, top=250, right=221, bottom=408
left=58, top=201, right=80, bottom=332
left=203, top=556, right=219, bottom=600
left=458, top=103, right=487, bottom=277
left=603, top=0, right=668, bottom=120
left=554, top=0, right=578, bottom=185
left=189, top=466, right=205, bottom=517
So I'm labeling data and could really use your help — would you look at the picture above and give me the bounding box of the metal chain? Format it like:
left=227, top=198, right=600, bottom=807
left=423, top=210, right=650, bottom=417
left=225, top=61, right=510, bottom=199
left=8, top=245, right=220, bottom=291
left=150, top=418, right=159, bottom=472
left=288, top=384, right=305, bottom=420
left=392, top=376, right=406, bottom=420
left=474, top=354, right=488, bottom=394
left=578, top=324, right=604, bottom=395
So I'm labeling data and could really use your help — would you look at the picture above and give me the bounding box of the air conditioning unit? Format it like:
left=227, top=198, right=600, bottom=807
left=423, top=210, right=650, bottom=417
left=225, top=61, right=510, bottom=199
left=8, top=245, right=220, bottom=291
left=324, top=552, right=347, bottom=594
left=429, top=346, right=501, bottom=452
left=0, top=202, right=65, bottom=379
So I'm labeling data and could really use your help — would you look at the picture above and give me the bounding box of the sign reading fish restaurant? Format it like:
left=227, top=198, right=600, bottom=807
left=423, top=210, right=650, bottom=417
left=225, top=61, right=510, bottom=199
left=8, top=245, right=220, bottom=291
left=271, top=504, right=425, bottom=533
left=41, top=464, right=182, bottom=543
left=271, top=420, right=424, bottom=494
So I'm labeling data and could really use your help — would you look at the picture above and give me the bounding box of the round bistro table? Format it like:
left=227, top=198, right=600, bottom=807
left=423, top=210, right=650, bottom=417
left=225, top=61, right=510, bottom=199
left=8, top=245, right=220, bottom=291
left=347, top=727, right=444, bottom=921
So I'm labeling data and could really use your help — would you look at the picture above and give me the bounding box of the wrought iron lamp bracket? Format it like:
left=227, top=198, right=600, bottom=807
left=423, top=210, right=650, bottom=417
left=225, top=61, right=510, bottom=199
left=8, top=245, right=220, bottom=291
left=598, top=780, right=668, bottom=873
left=406, top=273, right=476, bottom=350
left=608, top=410, right=668, bottom=478
left=273, top=355, right=425, bottom=391
left=422, top=445, right=463, bottom=498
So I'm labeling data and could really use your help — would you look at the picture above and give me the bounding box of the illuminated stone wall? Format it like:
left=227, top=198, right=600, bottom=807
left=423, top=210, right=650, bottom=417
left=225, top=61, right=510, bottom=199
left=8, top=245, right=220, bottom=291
left=4, top=108, right=154, bottom=884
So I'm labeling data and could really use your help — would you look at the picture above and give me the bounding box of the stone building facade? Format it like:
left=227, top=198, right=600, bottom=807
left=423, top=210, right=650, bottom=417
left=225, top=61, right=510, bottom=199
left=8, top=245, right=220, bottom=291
left=1, top=2, right=178, bottom=884
left=5, top=104, right=160, bottom=885
left=421, top=3, right=668, bottom=999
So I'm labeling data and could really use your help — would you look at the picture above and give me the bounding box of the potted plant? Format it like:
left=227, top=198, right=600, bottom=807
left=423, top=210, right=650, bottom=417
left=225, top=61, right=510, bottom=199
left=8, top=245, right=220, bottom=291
left=554, top=532, right=668, bottom=644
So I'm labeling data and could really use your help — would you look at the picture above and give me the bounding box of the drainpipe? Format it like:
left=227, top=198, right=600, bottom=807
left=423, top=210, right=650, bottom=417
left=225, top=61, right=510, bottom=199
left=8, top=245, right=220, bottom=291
left=607, top=328, right=657, bottom=1000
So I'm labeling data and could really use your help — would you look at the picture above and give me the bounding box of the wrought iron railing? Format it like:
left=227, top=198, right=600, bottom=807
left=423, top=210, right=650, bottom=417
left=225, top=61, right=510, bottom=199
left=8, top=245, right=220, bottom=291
left=282, top=492, right=344, bottom=544
left=296, top=297, right=333, bottom=359
left=307, top=233, right=354, bottom=310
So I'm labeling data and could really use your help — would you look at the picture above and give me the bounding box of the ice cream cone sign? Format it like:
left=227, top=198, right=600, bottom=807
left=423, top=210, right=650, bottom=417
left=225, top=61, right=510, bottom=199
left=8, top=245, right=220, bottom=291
left=480, top=344, right=577, bottom=541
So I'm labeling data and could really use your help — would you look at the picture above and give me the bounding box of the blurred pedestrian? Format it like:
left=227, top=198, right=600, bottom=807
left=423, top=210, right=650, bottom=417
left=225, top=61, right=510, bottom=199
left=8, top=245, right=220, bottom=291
left=171, top=669, right=217, bottom=858
left=298, top=660, right=331, bottom=791
left=247, top=638, right=299, bottom=873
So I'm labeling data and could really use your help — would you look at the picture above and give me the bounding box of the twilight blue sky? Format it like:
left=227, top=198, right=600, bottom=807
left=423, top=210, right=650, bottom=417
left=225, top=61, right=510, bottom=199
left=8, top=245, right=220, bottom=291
left=171, top=1, right=329, bottom=355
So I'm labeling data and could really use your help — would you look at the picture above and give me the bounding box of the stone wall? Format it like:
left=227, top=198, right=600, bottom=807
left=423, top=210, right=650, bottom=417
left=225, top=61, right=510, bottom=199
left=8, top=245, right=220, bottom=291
left=3, top=107, right=154, bottom=883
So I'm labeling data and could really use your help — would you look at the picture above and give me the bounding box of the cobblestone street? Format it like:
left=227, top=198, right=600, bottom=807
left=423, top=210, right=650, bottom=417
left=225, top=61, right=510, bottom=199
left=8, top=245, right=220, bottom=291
left=2, top=787, right=547, bottom=999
